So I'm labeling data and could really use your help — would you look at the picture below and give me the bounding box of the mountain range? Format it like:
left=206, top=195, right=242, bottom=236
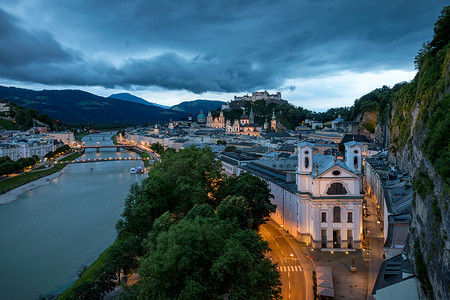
left=108, top=93, right=170, bottom=109
left=0, top=86, right=224, bottom=124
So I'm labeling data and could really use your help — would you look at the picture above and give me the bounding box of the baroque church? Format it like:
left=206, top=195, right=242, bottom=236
left=237, top=141, right=364, bottom=250
left=196, top=106, right=272, bottom=136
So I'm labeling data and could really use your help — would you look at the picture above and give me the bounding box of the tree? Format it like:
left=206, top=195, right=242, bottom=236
left=217, top=196, right=250, bottom=229
left=429, top=6, right=450, bottom=52
left=224, top=145, right=236, bottom=152
left=138, top=216, right=281, bottom=300
left=186, top=204, right=216, bottom=220
left=32, top=154, right=40, bottom=164
left=223, top=172, right=276, bottom=230
left=116, top=146, right=223, bottom=239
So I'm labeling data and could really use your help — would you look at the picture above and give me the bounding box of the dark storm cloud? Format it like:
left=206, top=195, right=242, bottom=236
left=0, top=1, right=445, bottom=93
left=0, top=8, right=77, bottom=68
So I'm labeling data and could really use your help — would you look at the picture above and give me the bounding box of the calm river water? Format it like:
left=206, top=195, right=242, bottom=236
left=0, top=133, right=145, bottom=299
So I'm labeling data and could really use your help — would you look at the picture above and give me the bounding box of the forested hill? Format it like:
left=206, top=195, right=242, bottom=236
left=0, top=86, right=185, bottom=124
left=170, top=99, right=226, bottom=115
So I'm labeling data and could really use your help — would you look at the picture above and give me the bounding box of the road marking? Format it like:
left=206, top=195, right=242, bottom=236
left=280, top=250, right=284, bottom=255
left=284, top=258, right=287, bottom=263
left=289, top=282, right=291, bottom=290
left=277, top=265, right=302, bottom=272
left=275, top=242, right=279, bottom=246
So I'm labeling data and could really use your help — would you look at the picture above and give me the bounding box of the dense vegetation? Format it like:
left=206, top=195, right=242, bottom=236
left=44, top=145, right=71, bottom=160
left=61, top=146, right=280, bottom=299
left=398, top=7, right=450, bottom=299
left=0, top=155, right=40, bottom=176
left=8, top=102, right=58, bottom=130
left=170, top=99, right=225, bottom=115
left=390, top=6, right=450, bottom=182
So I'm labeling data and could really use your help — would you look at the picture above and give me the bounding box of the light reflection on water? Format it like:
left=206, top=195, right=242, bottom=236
left=0, top=134, right=146, bottom=299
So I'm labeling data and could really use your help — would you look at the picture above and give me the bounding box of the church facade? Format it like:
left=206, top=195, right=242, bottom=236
left=206, top=110, right=226, bottom=128
left=237, top=141, right=364, bottom=250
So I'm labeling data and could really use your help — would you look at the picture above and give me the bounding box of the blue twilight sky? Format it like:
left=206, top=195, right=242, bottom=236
left=0, top=1, right=445, bottom=110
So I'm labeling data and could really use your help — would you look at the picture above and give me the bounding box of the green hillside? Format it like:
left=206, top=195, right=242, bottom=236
left=170, top=99, right=226, bottom=115
left=0, top=86, right=186, bottom=124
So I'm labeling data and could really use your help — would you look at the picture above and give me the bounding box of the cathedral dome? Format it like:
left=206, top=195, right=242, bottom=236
left=197, top=110, right=206, bottom=123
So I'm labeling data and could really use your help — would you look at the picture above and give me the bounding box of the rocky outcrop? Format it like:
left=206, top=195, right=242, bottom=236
left=382, top=43, right=450, bottom=299
left=359, top=110, right=377, bottom=140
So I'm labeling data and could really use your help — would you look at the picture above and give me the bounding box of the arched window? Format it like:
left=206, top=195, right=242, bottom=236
left=354, top=156, right=358, bottom=171
left=333, top=206, right=341, bottom=222
left=326, top=182, right=347, bottom=195
left=304, top=156, right=309, bottom=169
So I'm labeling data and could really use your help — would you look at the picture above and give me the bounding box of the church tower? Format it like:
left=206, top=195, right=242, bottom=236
left=345, top=141, right=362, bottom=174
left=219, top=109, right=225, bottom=127
left=249, top=106, right=255, bottom=124
left=298, top=142, right=313, bottom=174
left=271, top=109, right=277, bottom=130
left=297, top=142, right=314, bottom=192
left=206, top=110, right=213, bottom=127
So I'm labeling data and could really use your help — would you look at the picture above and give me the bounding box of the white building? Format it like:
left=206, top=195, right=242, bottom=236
left=47, top=132, right=75, bottom=145
left=236, top=141, right=364, bottom=250
left=0, top=139, right=54, bottom=160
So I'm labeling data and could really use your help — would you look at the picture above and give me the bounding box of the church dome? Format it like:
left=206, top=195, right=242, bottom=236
left=197, top=110, right=206, bottom=123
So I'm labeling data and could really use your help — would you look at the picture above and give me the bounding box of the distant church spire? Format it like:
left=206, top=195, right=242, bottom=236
left=249, top=105, right=254, bottom=124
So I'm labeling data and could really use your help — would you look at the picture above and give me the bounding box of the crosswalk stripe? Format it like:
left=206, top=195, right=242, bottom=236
left=278, top=265, right=303, bottom=272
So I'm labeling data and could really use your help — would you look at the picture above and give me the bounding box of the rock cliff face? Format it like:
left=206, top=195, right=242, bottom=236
left=379, top=24, right=450, bottom=299
left=358, top=110, right=378, bottom=140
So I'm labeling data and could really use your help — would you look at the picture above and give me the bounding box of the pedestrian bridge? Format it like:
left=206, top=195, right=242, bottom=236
left=74, top=144, right=138, bottom=154
left=54, top=157, right=152, bottom=165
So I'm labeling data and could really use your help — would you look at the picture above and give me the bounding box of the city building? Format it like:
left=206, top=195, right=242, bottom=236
left=206, top=110, right=225, bottom=128
left=46, top=132, right=75, bottom=145
left=197, top=110, right=206, bottom=124
left=234, top=141, right=364, bottom=250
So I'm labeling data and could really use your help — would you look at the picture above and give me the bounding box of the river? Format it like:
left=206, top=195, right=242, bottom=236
left=0, top=133, right=146, bottom=299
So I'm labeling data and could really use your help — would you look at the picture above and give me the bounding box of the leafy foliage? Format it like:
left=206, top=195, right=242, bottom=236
left=116, top=146, right=223, bottom=239
left=223, top=172, right=276, bottom=230
left=139, top=215, right=281, bottom=300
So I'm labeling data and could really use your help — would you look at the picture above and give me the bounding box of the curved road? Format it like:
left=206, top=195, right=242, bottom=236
left=260, top=220, right=313, bottom=300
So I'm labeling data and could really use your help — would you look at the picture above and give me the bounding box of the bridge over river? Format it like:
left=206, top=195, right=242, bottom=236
left=53, top=157, right=152, bottom=165
left=75, top=144, right=138, bottom=154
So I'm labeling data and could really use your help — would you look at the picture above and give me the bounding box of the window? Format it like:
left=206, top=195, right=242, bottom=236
left=326, top=183, right=347, bottom=195
left=321, top=212, right=327, bottom=222
left=347, top=211, right=353, bottom=223
left=304, top=156, right=309, bottom=169
left=354, top=157, right=358, bottom=170
left=333, top=206, right=341, bottom=222
left=332, top=170, right=341, bottom=176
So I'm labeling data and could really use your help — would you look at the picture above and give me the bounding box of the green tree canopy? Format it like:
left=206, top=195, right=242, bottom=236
left=139, top=215, right=281, bottom=300
left=223, top=172, right=276, bottom=230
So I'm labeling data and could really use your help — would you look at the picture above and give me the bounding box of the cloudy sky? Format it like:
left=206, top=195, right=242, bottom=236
left=0, top=1, right=445, bottom=110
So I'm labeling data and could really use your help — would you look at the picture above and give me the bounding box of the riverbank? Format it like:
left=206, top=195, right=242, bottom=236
left=0, top=152, right=81, bottom=205
left=0, top=171, right=62, bottom=205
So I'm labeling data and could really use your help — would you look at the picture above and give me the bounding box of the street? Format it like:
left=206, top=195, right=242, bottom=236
left=260, top=220, right=312, bottom=300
